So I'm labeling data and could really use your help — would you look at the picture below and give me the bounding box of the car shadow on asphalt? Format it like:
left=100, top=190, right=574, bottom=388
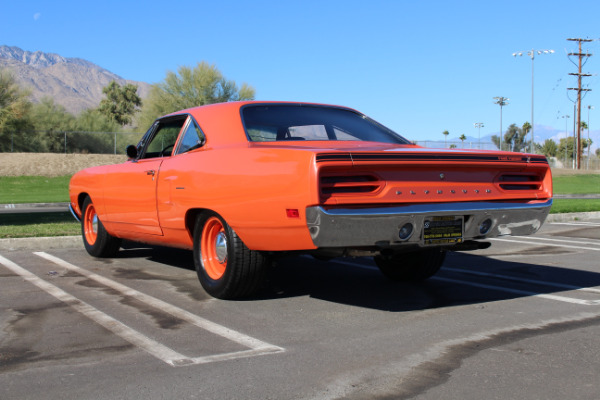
left=256, top=252, right=600, bottom=312
left=109, top=244, right=600, bottom=312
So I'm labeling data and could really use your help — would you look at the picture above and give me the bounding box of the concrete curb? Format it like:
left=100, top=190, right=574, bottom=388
left=545, top=211, right=600, bottom=223
left=0, top=236, right=81, bottom=251
left=2, top=202, right=70, bottom=210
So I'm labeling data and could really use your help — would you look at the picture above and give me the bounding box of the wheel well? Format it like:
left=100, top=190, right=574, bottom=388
left=77, top=193, right=90, bottom=215
left=185, top=208, right=211, bottom=239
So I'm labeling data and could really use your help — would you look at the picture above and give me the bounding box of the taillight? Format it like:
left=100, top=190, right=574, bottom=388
left=496, top=174, right=542, bottom=191
left=320, top=174, right=383, bottom=196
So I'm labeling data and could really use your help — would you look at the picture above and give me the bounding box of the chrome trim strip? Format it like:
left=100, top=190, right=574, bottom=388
left=69, top=203, right=81, bottom=223
left=306, top=199, right=552, bottom=248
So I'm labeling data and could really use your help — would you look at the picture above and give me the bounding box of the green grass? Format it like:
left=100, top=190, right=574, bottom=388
left=0, top=212, right=80, bottom=238
left=1, top=174, right=599, bottom=204
left=553, top=174, right=600, bottom=194
left=0, top=176, right=71, bottom=204
left=549, top=199, right=600, bottom=214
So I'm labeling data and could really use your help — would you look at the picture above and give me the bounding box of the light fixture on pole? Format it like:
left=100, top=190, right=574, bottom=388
left=512, top=49, right=555, bottom=153
left=474, top=122, right=484, bottom=149
left=493, top=97, right=509, bottom=151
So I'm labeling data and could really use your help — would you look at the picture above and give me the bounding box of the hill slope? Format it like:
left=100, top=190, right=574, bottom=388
left=0, top=45, right=151, bottom=114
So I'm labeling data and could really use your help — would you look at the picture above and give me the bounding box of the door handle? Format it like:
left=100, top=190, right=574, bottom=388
left=146, top=170, right=155, bottom=176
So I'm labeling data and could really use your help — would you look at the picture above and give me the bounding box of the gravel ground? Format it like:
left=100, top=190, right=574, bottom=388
left=0, top=153, right=125, bottom=177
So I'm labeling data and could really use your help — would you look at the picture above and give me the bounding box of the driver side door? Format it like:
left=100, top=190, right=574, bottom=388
left=102, top=116, right=189, bottom=236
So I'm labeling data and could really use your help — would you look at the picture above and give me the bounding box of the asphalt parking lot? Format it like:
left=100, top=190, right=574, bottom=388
left=1, top=219, right=600, bottom=400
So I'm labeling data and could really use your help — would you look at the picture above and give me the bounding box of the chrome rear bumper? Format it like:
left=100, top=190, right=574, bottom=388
left=305, top=199, right=552, bottom=248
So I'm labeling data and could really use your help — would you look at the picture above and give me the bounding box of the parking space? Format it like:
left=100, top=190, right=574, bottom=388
left=1, top=220, right=600, bottom=399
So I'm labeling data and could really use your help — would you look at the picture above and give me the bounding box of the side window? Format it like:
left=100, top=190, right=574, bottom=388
left=141, top=117, right=187, bottom=159
left=175, top=119, right=205, bottom=154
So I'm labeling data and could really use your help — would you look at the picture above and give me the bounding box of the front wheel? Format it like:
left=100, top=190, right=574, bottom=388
left=374, top=248, right=446, bottom=282
left=193, top=212, right=269, bottom=299
left=81, top=196, right=121, bottom=257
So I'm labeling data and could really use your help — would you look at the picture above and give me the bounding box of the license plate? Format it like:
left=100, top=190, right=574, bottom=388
left=423, top=216, right=464, bottom=245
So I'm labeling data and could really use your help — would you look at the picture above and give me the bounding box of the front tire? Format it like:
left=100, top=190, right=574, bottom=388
left=81, top=196, right=121, bottom=257
left=374, top=248, right=446, bottom=281
left=193, top=212, right=269, bottom=299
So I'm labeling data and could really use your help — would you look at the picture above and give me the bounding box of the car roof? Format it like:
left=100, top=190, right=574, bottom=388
left=164, top=101, right=356, bottom=146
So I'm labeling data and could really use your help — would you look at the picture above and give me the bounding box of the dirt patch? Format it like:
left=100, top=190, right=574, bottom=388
left=551, top=167, right=600, bottom=176
left=0, top=153, right=126, bottom=177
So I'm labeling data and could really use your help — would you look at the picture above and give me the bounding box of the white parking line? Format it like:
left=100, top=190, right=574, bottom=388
left=490, top=237, right=600, bottom=251
left=443, top=267, right=600, bottom=294
left=0, top=252, right=284, bottom=367
left=0, top=253, right=189, bottom=365
left=551, top=222, right=600, bottom=227
left=502, top=236, right=600, bottom=247
left=434, top=276, right=600, bottom=305
left=332, top=260, right=600, bottom=306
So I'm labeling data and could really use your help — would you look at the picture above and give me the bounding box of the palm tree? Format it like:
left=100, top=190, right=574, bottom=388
left=459, top=134, right=466, bottom=148
left=522, top=122, right=532, bottom=152
left=580, top=121, right=589, bottom=168
left=442, top=130, right=449, bottom=148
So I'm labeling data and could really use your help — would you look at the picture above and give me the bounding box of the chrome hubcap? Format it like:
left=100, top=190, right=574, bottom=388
left=92, top=215, right=98, bottom=235
left=215, top=232, right=228, bottom=263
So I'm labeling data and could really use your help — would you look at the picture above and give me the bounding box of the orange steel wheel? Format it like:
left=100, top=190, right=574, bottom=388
left=201, top=216, right=228, bottom=280
left=83, top=202, right=99, bottom=246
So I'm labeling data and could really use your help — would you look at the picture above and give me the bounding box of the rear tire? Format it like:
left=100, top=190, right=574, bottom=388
left=374, top=248, right=446, bottom=281
left=193, top=212, right=269, bottom=299
left=81, top=196, right=121, bottom=257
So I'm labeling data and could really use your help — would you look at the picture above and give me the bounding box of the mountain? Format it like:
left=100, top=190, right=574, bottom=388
left=0, top=45, right=151, bottom=114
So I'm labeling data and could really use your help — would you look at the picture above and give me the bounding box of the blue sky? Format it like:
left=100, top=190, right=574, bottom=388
left=2, top=0, right=599, bottom=145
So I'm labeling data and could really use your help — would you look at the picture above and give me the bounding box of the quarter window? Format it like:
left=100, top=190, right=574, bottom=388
left=176, top=119, right=205, bottom=154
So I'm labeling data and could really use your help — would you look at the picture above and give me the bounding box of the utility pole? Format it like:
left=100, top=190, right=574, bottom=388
left=567, top=38, right=593, bottom=169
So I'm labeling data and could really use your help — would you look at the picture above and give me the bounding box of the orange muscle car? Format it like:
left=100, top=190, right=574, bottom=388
left=69, top=101, right=553, bottom=299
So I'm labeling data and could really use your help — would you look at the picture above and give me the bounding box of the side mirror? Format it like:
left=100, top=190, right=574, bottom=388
left=126, top=145, right=138, bottom=159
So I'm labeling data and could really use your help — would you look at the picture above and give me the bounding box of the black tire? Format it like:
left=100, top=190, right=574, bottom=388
left=81, top=196, right=121, bottom=257
left=193, top=212, right=269, bottom=299
left=374, top=248, right=446, bottom=281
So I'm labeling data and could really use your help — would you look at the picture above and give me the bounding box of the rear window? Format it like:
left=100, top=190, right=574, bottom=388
left=242, top=105, right=410, bottom=144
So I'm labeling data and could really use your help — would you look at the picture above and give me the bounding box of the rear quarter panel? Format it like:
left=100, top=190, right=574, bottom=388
left=156, top=145, right=320, bottom=251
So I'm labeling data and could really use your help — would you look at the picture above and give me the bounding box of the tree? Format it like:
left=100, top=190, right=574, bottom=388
left=540, top=139, right=558, bottom=158
left=137, top=62, right=255, bottom=129
left=492, top=123, right=529, bottom=152
left=491, top=134, right=501, bottom=150
left=459, top=134, right=466, bottom=148
left=557, top=137, right=575, bottom=165
left=442, top=130, right=449, bottom=148
left=0, top=69, right=34, bottom=151
left=522, top=122, right=532, bottom=152
left=26, top=97, right=78, bottom=152
left=504, top=123, right=528, bottom=152
left=97, top=81, right=142, bottom=126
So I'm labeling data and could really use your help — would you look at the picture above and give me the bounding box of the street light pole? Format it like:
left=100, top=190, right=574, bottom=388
left=513, top=49, right=554, bottom=153
left=493, top=97, right=509, bottom=151
left=560, top=114, right=570, bottom=167
left=474, top=122, right=484, bottom=149
left=587, top=105, right=594, bottom=169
